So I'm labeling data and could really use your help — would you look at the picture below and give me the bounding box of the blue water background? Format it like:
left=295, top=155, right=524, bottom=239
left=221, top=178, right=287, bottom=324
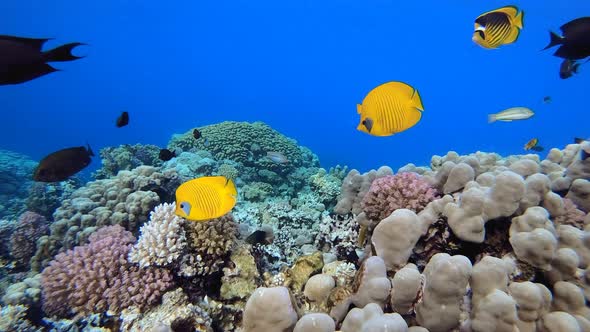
left=1, top=0, right=588, bottom=174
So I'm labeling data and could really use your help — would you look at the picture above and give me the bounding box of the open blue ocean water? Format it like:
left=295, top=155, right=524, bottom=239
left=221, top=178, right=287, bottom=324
left=1, top=0, right=589, bottom=174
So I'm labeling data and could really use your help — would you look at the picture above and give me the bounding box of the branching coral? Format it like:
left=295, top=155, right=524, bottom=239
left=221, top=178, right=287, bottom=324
left=128, top=202, right=187, bottom=268
left=41, top=225, right=173, bottom=317
left=9, top=211, right=49, bottom=269
left=182, top=214, right=238, bottom=277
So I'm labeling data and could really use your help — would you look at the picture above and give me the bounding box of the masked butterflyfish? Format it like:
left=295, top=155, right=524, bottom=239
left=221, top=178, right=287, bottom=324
left=473, top=6, right=524, bottom=49
left=175, top=175, right=238, bottom=221
left=356, top=81, right=424, bottom=136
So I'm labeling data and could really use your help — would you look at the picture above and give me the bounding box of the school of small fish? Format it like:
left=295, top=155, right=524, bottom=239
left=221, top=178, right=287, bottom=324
left=4, top=6, right=590, bottom=222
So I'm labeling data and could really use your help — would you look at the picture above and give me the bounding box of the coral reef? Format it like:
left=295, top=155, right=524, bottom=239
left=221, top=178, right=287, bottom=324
left=93, top=144, right=163, bottom=179
left=31, top=166, right=180, bottom=271
left=41, top=225, right=174, bottom=317
left=9, top=212, right=49, bottom=270
left=0, top=149, right=38, bottom=220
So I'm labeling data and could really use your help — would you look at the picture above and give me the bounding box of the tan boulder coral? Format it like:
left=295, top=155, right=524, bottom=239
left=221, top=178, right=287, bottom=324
left=294, top=313, right=335, bottom=332
left=469, top=256, right=519, bottom=332
left=242, top=286, right=299, bottom=332
left=415, top=254, right=472, bottom=332
left=351, top=256, right=391, bottom=309
left=444, top=171, right=526, bottom=243
left=509, top=207, right=558, bottom=270
left=390, top=263, right=422, bottom=315
left=334, top=166, right=393, bottom=215
left=341, top=303, right=410, bottom=332
left=304, top=274, right=336, bottom=303
left=567, top=179, right=590, bottom=212
left=508, top=281, right=551, bottom=331
left=551, top=281, right=590, bottom=326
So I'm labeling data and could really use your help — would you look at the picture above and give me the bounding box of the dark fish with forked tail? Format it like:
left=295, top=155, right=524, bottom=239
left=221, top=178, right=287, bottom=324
left=0, top=35, right=85, bottom=85
left=33, top=144, right=94, bottom=182
left=159, top=148, right=176, bottom=161
left=543, top=17, right=590, bottom=60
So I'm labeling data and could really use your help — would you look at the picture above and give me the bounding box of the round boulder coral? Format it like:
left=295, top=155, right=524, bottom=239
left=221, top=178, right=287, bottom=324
left=361, top=172, right=438, bottom=221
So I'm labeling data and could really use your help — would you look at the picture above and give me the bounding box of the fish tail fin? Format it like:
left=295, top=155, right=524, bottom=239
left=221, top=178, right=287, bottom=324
left=225, top=178, right=238, bottom=198
left=43, top=42, right=85, bottom=62
left=542, top=31, right=563, bottom=50
left=514, top=10, right=524, bottom=29
left=487, top=114, right=497, bottom=123
left=86, top=143, right=94, bottom=156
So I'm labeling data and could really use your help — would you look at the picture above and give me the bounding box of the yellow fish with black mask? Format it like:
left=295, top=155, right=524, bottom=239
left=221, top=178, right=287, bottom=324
left=175, top=175, right=237, bottom=221
left=473, top=5, right=524, bottom=49
left=356, top=81, right=424, bottom=136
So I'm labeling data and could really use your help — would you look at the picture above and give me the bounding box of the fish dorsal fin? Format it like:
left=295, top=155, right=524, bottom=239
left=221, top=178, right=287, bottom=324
left=560, top=17, right=590, bottom=34
left=491, top=5, right=519, bottom=19
left=0, top=35, right=51, bottom=50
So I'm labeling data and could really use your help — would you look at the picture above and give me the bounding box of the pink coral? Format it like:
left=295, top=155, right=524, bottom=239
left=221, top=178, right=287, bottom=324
left=553, top=198, right=586, bottom=229
left=10, top=211, right=49, bottom=269
left=361, top=172, right=438, bottom=221
left=41, top=225, right=173, bottom=317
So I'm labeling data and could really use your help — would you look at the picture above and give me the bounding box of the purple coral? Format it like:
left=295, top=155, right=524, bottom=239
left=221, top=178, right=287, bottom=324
left=10, top=211, right=49, bottom=269
left=361, top=172, right=438, bottom=221
left=41, top=225, right=173, bottom=317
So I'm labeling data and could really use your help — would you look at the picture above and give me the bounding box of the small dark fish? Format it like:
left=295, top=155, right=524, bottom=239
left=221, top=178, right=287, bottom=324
left=543, top=96, right=551, bottom=104
left=266, top=151, right=289, bottom=164
left=193, top=129, right=201, bottom=139
left=245, top=230, right=270, bottom=245
left=543, top=17, right=590, bottom=60
left=530, top=145, right=545, bottom=152
left=159, top=148, right=176, bottom=161
left=116, top=111, right=129, bottom=128
left=560, top=59, right=581, bottom=79
left=0, top=35, right=84, bottom=85
left=33, top=144, right=94, bottom=182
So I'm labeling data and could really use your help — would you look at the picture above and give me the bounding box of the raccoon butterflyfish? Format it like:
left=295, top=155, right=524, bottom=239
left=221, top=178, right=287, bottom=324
left=175, top=176, right=238, bottom=221
left=472, top=6, right=524, bottom=49
left=356, top=81, right=424, bottom=136
left=524, top=138, right=544, bottom=152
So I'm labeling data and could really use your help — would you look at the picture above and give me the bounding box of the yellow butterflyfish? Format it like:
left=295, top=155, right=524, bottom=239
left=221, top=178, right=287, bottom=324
left=175, top=176, right=237, bottom=221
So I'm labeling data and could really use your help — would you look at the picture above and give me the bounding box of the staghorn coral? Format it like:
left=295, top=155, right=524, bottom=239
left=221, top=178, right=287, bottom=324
left=182, top=214, right=238, bottom=277
left=31, top=166, right=180, bottom=271
left=361, top=172, right=438, bottom=221
left=9, top=212, right=49, bottom=269
left=41, top=225, right=173, bottom=317
left=128, top=202, right=186, bottom=268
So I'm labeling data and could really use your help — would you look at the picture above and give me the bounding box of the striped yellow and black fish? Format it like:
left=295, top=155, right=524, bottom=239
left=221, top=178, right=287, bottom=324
left=175, top=175, right=238, bottom=221
left=472, top=6, right=524, bottom=49
left=356, top=81, right=424, bottom=136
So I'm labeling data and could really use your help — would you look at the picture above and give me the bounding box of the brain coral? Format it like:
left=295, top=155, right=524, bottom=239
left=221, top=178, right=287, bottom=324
left=168, top=121, right=305, bottom=172
left=41, top=225, right=173, bottom=317
left=362, top=172, right=438, bottom=221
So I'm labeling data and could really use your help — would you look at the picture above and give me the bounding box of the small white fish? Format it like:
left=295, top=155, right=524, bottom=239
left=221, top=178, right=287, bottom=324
left=488, top=107, right=534, bottom=123
left=266, top=151, right=288, bottom=164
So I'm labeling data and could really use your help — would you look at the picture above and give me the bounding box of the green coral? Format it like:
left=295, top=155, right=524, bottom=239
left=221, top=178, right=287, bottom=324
left=217, top=163, right=239, bottom=181
left=94, top=144, right=162, bottom=179
left=242, top=182, right=274, bottom=201
left=168, top=121, right=305, bottom=173
left=310, top=168, right=344, bottom=206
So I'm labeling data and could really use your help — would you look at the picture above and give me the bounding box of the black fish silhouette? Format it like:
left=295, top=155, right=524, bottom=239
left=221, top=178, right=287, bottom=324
left=0, top=35, right=84, bottom=85
left=116, top=111, right=129, bottom=127
left=543, top=17, right=590, bottom=60
left=33, top=144, right=94, bottom=182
